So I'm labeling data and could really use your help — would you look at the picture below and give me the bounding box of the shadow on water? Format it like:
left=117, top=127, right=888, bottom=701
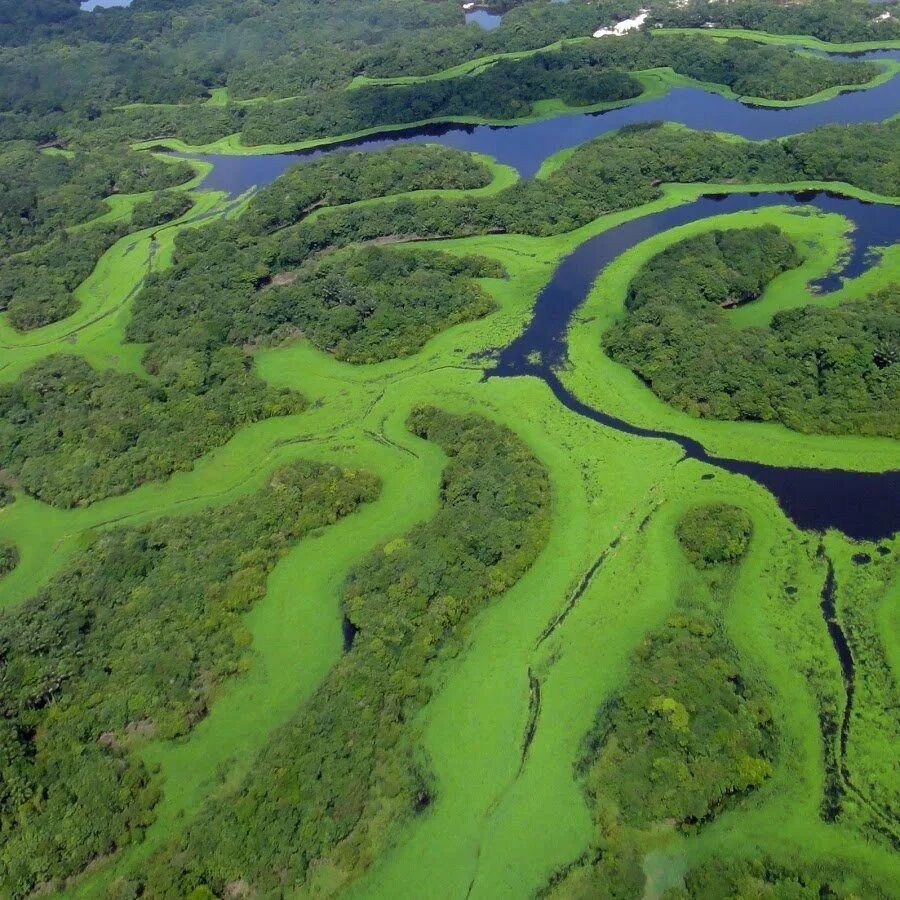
left=490, top=192, right=900, bottom=541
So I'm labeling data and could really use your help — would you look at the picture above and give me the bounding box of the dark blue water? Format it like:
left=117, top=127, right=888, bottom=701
left=492, top=191, right=900, bottom=540
left=181, top=57, right=899, bottom=195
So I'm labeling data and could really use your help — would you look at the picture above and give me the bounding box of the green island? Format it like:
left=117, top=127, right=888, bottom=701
left=0, top=0, right=897, bottom=898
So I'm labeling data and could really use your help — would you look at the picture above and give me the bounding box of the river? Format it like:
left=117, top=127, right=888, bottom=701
left=176, top=51, right=899, bottom=539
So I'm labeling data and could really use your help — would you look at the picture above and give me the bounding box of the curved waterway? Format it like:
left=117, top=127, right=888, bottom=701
left=178, top=62, right=899, bottom=538
left=182, top=60, right=900, bottom=194
left=491, top=191, right=900, bottom=541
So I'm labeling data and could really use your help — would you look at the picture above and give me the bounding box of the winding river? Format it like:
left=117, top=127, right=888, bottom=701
left=183, top=52, right=900, bottom=194
left=179, top=53, right=899, bottom=539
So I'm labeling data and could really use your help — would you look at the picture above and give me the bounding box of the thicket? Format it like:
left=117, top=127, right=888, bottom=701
left=241, top=145, right=493, bottom=235
left=0, top=147, right=194, bottom=331
left=236, top=59, right=641, bottom=146
left=676, top=504, right=754, bottom=568
left=664, top=856, right=896, bottom=899
left=130, top=190, right=194, bottom=229
left=0, top=355, right=303, bottom=507
left=0, top=459, right=380, bottom=898
left=0, top=0, right=643, bottom=128
left=0, top=221, right=126, bottom=329
left=605, top=227, right=900, bottom=437
left=0, top=541, right=17, bottom=577
left=256, top=247, right=504, bottom=363
left=0, top=141, right=192, bottom=256
left=131, top=407, right=552, bottom=897
left=650, top=0, right=900, bottom=44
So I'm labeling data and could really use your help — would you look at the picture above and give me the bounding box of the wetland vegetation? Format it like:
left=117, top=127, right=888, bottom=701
left=0, top=1, right=897, bottom=898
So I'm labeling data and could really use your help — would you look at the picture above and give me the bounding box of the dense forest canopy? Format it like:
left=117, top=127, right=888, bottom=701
left=605, top=227, right=900, bottom=437
left=650, top=0, right=900, bottom=43
left=64, top=33, right=882, bottom=149
left=0, top=460, right=380, bottom=896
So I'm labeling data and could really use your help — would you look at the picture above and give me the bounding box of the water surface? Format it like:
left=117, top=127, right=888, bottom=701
left=492, top=191, right=900, bottom=540
left=466, top=9, right=503, bottom=30
left=183, top=71, right=900, bottom=194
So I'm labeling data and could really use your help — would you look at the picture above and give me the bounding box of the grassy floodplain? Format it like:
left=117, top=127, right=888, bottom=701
left=0, top=25, right=897, bottom=898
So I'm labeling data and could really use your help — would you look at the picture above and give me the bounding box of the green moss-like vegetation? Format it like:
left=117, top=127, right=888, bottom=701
left=605, top=227, right=900, bottom=437
left=676, top=504, right=754, bottom=569
left=0, top=355, right=303, bottom=507
left=257, top=247, right=503, bottom=363
left=132, top=407, right=551, bottom=896
left=0, top=460, right=379, bottom=898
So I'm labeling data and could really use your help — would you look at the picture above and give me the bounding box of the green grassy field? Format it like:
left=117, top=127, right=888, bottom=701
left=2, top=33, right=897, bottom=897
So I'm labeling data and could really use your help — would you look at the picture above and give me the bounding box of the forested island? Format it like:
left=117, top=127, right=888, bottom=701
left=0, top=1, right=897, bottom=898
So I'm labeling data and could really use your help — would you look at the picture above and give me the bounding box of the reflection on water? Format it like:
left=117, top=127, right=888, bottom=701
left=81, top=0, right=132, bottom=9
left=465, top=9, right=503, bottom=30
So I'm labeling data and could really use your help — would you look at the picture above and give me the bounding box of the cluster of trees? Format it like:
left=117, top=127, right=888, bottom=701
left=1, top=188, right=192, bottom=331
left=0, top=141, right=191, bottom=255
left=0, top=142, right=193, bottom=330
left=505, top=120, right=900, bottom=235
left=578, top=619, right=773, bottom=823
left=676, top=503, right=754, bottom=568
left=0, top=355, right=303, bottom=507
left=0, top=541, right=17, bottom=576
left=665, top=856, right=896, bottom=899
left=241, top=145, right=493, bottom=235
left=0, top=459, right=380, bottom=898
left=604, top=227, right=900, bottom=437
left=551, top=614, right=773, bottom=897
left=0, top=220, right=126, bottom=329
left=256, top=247, right=503, bottom=363
left=236, top=57, right=641, bottom=146
left=590, top=32, right=879, bottom=100
left=130, top=189, right=194, bottom=228
left=650, top=0, right=900, bottom=44
left=118, top=407, right=552, bottom=897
